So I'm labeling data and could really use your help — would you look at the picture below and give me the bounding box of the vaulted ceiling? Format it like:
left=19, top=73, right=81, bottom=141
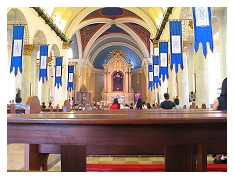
left=43, top=7, right=169, bottom=70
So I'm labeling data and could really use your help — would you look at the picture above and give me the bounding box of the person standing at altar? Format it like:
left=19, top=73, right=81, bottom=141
left=136, top=98, right=143, bottom=109
left=110, top=98, right=120, bottom=109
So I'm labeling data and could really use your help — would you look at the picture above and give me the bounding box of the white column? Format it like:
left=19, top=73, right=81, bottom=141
left=49, top=65, right=55, bottom=105
left=168, top=62, right=177, bottom=100
left=62, top=48, right=69, bottom=101
left=177, top=44, right=190, bottom=108
left=194, top=44, right=209, bottom=108
left=21, top=44, right=35, bottom=105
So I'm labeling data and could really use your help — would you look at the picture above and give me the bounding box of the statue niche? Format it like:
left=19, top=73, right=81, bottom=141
left=113, top=71, right=123, bottom=91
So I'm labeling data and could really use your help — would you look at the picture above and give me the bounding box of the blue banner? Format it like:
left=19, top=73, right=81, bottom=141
left=193, top=7, right=214, bottom=57
left=148, top=64, right=154, bottom=91
left=55, top=57, right=63, bottom=88
left=153, top=55, right=160, bottom=88
left=38, top=45, right=48, bottom=83
left=67, top=65, right=74, bottom=91
left=169, top=21, right=183, bottom=73
left=10, top=26, right=24, bottom=76
left=159, top=41, right=169, bottom=82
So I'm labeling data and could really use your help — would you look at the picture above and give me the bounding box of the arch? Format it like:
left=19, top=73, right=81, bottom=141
left=7, top=8, right=29, bottom=44
left=83, top=23, right=149, bottom=60
left=50, top=44, right=60, bottom=57
left=65, top=7, right=158, bottom=38
left=33, top=30, right=47, bottom=45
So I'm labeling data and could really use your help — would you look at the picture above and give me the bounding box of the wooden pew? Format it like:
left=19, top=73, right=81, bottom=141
left=7, top=98, right=71, bottom=114
left=7, top=96, right=227, bottom=172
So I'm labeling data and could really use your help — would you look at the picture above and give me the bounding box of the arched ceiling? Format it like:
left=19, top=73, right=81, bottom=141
left=45, top=7, right=167, bottom=69
left=49, top=7, right=166, bottom=37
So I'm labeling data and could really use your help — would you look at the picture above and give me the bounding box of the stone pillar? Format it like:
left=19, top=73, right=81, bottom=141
left=41, top=65, right=50, bottom=106
left=124, top=71, right=127, bottom=93
left=128, top=65, right=133, bottom=92
left=194, top=44, right=209, bottom=108
left=153, top=41, right=161, bottom=104
left=177, top=42, right=190, bottom=108
left=168, top=62, right=177, bottom=100
left=75, top=60, right=83, bottom=90
left=103, top=64, right=108, bottom=93
left=21, top=44, right=35, bottom=105
left=62, top=42, right=70, bottom=102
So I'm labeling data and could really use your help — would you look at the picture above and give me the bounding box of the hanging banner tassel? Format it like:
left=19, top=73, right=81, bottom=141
left=10, top=26, right=24, bottom=76
left=153, top=55, right=160, bottom=88
left=192, top=7, right=214, bottom=58
left=159, top=41, right=169, bottom=82
left=169, top=21, right=183, bottom=73
left=38, top=45, right=48, bottom=83
left=67, top=65, right=74, bottom=91
left=54, top=57, right=63, bottom=88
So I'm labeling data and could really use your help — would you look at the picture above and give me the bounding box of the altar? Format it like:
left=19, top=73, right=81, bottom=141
left=101, top=49, right=134, bottom=105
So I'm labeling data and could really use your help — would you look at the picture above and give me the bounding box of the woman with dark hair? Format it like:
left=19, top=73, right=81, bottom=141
left=174, top=97, right=182, bottom=109
left=212, top=78, right=227, bottom=110
left=136, top=98, right=143, bottom=109
left=212, top=78, right=227, bottom=164
left=110, top=98, right=120, bottom=109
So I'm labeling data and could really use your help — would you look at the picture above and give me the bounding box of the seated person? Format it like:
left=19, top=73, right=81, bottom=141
left=110, top=98, right=120, bottom=109
left=47, top=102, right=53, bottom=109
left=174, top=98, right=182, bottom=109
left=160, top=93, right=177, bottom=109
left=41, top=102, right=46, bottom=109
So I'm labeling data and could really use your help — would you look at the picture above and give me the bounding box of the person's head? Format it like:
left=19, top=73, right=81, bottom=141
left=221, top=78, right=227, bottom=97
left=113, top=98, right=119, bottom=104
left=164, top=93, right=170, bottom=100
left=137, top=98, right=142, bottom=102
left=174, top=98, right=179, bottom=105
left=42, top=102, right=45, bottom=105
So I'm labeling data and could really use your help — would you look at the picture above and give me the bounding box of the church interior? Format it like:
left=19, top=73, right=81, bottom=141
left=6, top=5, right=228, bottom=174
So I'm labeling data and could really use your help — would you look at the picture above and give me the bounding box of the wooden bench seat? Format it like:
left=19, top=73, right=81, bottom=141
left=7, top=96, right=227, bottom=172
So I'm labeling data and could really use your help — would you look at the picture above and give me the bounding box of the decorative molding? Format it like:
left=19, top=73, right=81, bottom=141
left=62, top=41, right=72, bottom=49
left=23, top=44, right=35, bottom=56
left=183, top=40, right=189, bottom=51
left=107, top=49, right=127, bottom=59
left=150, top=39, right=158, bottom=48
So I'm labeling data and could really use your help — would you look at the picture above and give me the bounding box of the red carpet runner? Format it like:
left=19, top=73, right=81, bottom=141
left=86, top=164, right=227, bottom=172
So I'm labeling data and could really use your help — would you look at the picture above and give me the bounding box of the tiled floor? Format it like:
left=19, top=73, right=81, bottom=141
left=7, top=143, right=216, bottom=172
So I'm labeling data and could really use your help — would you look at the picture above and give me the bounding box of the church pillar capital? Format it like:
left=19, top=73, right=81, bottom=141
left=62, top=41, right=72, bottom=49
left=183, top=41, right=189, bottom=52
left=23, top=44, right=35, bottom=56
left=150, top=39, right=159, bottom=48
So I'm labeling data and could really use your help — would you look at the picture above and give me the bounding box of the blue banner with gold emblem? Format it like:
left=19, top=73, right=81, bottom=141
left=153, top=55, right=160, bottom=88
left=148, top=64, right=154, bottom=91
left=38, top=45, right=48, bottom=83
left=67, top=65, right=74, bottom=91
left=169, top=21, right=183, bottom=73
left=192, top=7, right=214, bottom=57
left=159, top=41, right=168, bottom=82
left=10, top=26, right=24, bottom=76
left=55, top=57, right=63, bottom=88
